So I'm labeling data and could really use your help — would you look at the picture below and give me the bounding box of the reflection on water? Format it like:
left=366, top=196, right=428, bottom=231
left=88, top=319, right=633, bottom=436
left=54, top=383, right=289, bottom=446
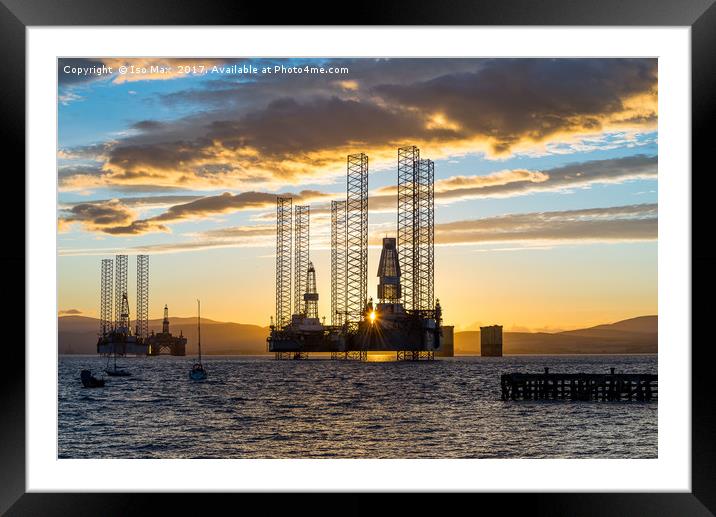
left=58, top=354, right=657, bottom=459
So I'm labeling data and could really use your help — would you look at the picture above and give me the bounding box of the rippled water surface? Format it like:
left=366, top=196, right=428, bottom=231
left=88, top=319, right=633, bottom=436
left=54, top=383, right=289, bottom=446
left=59, top=355, right=657, bottom=458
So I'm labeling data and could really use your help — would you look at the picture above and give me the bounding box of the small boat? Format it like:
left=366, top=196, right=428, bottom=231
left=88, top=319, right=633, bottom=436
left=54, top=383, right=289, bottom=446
left=80, top=369, right=105, bottom=388
left=190, top=362, right=207, bottom=381
left=189, top=299, right=208, bottom=381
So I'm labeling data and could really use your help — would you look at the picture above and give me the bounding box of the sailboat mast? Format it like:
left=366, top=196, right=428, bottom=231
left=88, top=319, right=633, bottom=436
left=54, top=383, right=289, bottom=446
left=197, top=299, right=202, bottom=363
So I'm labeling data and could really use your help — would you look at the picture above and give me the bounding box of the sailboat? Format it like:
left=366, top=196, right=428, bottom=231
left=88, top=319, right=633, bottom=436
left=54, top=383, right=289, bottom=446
left=105, top=347, right=131, bottom=377
left=104, top=292, right=131, bottom=376
left=189, top=299, right=207, bottom=381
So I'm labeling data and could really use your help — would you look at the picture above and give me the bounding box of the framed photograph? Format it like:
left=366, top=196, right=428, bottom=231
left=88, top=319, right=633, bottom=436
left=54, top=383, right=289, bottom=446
left=4, top=0, right=715, bottom=513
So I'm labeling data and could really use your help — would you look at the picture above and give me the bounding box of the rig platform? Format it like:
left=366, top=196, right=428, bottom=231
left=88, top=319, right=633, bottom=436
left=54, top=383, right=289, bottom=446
left=267, top=238, right=443, bottom=361
left=146, top=305, right=187, bottom=356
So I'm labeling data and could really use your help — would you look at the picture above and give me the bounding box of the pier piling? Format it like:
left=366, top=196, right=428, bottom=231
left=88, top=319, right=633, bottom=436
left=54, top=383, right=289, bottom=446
left=501, top=370, right=657, bottom=402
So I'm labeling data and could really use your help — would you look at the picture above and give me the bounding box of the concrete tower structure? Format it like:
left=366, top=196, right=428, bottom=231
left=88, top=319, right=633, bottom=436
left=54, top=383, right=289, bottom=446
left=377, top=237, right=401, bottom=303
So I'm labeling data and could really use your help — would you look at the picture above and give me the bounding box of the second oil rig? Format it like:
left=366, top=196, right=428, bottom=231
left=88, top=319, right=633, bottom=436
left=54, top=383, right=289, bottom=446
left=267, top=146, right=442, bottom=360
left=146, top=305, right=187, bottom=356
left=96, top=254, right=186, bottom=356
left=96, top=254, right=150, bottom=356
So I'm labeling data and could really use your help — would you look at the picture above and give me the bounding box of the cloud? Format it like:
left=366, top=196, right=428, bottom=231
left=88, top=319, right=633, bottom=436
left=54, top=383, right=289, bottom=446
left=432, top=204, right=657, bottom=245
left=58, top=200, right=137, bottom=233
left=58, top=58, right=657, bottom=192
left=374, top=168, right=549, bottom=197
left=87, top=97, right=434, bottom=190
left=156, top=58, right=484, bottom=109
left=372, top=58, right=657, bottom=155
left=58, top=203, right=656, bottom=256
left=435, top=154, right=657, bottom=200
left=199, top=225, right=275, bottom=238
left=60, top=153, right=657, bottom=237
left=60, top=195, right=203, bottom=211
left=58, top=199, right=179, bottom=235
left=148, top=190, right=332, bottom=224
left=436, top=169, right=549, bottom=191
left=100, top=220, right=168, bottom=235
left=366, top=154, right=657, bottom=215
left=58, top=309, right=82, bottom=315
left=58, top=190, right=334, bottom=235
left=58, top=91, right=83, bottom=106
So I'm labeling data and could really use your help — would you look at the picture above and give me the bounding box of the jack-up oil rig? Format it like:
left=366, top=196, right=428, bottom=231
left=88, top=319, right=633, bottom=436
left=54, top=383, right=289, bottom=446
left=267, top=146, right=442, bottom=360
left=96, top=255, right=186, bottom=356
left=97, top=255, right=150, bottom=355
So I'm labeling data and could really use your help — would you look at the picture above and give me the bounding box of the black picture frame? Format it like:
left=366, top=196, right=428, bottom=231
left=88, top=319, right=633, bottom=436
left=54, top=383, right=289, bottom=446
left=2, top=0, right=714, bottom=514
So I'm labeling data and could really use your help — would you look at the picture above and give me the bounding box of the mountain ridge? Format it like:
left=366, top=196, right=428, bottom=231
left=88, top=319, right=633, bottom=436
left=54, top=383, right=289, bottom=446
left=57, top=314, right=657, bottom=355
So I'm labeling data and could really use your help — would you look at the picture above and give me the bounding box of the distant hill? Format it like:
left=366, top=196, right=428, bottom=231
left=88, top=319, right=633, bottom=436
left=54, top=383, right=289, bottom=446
left=454, top=316, right=657, bottom=355
left=58, top=315, right=269, bottom=355
left=574, top=315, right=657, bottom=334
left=58, top=314, right=657, bottom=355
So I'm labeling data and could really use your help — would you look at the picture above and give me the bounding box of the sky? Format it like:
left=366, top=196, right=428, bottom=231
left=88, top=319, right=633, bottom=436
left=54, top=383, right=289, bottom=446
left=57, top=58, right=658, bottom=332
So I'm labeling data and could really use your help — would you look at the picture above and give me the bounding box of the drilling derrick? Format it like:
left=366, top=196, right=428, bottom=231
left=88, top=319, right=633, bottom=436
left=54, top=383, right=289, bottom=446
left=100, top=259, right=113, bottom=336
left=117, top=293, right=131, bottom=334
left=398, top=148, right=435, bottom=311
left=417, top=158, right=435, bottom=310
left=136, top=254, right=149, bottom=340
left=346, top=153, right=368, bottom=324
left=114, top=254, right=128, bottom=331
left=293, top=205, right=310, bottom=315
left=397, top=146, right=419, bottom=310
left=275, top=197, right=292, bottom=329
left=162, top=304, right=170, bottom=333
left=304, top=262, right=319, bottom=319
left=330, top=200, right=347, bottom=326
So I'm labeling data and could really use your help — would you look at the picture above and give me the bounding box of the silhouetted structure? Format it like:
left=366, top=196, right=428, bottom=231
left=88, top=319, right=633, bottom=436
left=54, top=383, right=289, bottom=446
left=97, top=255, right=149, bottom=356
left=100, top=259, right=113, bottom=336
left=114, top=254, right=128, bottom=329
left=294, top=205, right=310, bottom=315
left=501, top=368, right=657, bottom=401
left=304, top=262, right=319, bottom=319
left=146, top=304, right=187, bottom=356
left=398, top=147, right=435, bottom=312
left=346, top=153, right=368, bottom=325
left=330, top=200, right=347, bottom=326
left=135, top=255, right=149, bottom=340
left=437, top=325, right=454, bottom=357
left=275, top=197, right=292, bottom=329
left=268, top=147, right=442, bottom=361
left=481, top=325, right=503, bottom=356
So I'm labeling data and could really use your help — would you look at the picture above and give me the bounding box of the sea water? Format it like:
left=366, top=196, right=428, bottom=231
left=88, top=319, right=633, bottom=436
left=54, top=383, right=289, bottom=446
left=58, top=354, right=657, bottom=459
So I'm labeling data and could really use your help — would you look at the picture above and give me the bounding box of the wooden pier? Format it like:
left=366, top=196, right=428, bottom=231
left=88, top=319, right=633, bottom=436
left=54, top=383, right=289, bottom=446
left=501, top=368, right=657, bottom=401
